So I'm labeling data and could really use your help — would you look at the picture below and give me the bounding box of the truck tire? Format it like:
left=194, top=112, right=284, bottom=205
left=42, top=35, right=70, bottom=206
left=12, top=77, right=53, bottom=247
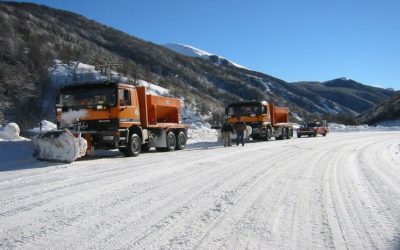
left=285, top=128, right=290, bottom=139
left=313, top=131, right=317, bottom=137
left=263, top=128, right=271, bottom=141
left=297, top=133, right=301, bottom=138
left=323, top=131, right=327, bottom=136
left=176, top=131, right=187, bottom=150
left=124, top=133, right=141, bottom=157
left=166, top=131, right=176, bottom=151
left=277, top=128, right=286, bottom=140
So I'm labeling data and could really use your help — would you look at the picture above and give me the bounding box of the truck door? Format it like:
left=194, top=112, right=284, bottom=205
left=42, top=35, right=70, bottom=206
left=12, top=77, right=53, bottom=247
left=118, top=88, right=140, bottom=125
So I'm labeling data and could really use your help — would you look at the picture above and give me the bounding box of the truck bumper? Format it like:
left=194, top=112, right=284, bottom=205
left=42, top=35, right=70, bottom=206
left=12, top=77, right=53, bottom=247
left=80, top=130, right=123, bottom=149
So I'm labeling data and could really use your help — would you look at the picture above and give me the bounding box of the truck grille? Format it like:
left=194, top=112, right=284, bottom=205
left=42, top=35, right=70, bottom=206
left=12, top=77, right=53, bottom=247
left=81, top=119, right=119, bottom=131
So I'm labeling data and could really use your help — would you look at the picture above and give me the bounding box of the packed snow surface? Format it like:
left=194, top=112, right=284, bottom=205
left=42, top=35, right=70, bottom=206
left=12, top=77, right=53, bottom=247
left=1, top=131, right=400, bottom=249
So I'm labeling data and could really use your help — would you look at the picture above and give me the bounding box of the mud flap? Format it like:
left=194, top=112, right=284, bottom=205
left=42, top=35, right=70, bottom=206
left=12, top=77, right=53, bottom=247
left=33, top=130, right=87, bottom=163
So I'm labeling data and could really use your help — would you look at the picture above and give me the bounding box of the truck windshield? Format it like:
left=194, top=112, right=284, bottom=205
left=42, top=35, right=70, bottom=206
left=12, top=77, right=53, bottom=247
left=227, top=103, right=261, bottom=116
left=58, top=87, right=116, bottom=108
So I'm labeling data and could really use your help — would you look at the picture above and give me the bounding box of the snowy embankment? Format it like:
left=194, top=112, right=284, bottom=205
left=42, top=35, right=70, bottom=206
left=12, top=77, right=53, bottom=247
left=0, top=132, right=400, bottom=249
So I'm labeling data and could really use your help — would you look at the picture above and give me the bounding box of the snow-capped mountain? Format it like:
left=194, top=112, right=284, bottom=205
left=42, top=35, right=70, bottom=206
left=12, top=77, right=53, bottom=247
left=163, top=43, right=248, bottom=69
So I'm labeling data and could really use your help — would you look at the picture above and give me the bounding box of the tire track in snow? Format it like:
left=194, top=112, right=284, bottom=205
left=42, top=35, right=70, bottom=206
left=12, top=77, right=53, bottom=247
left=0, top=149, right=245, bottom=249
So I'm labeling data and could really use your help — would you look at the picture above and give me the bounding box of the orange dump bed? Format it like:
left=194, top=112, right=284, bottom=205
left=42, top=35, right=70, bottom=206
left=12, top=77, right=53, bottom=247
left=269, top=103, right=289, bottom=125
left=146, top=95, right=181, bottom=124
left=136, top=86, right=184, bottom=128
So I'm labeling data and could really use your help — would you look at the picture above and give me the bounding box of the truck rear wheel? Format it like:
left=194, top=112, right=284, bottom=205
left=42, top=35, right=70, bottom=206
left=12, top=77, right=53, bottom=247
left=286, top=128, right=291, bottom=139
left=124, top=133, right=141, bottom=157
left=166, top=131, right=176, bottom=151
left=277, top=128, right=286, bottom=140
left=176, top=131, right=187, bottom=150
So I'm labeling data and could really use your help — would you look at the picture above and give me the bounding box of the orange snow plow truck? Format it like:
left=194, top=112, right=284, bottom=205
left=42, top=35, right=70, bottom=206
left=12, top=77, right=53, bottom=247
left=225, top=101, right=293, bottom=141
left=33, top=82, right=188, bottom=162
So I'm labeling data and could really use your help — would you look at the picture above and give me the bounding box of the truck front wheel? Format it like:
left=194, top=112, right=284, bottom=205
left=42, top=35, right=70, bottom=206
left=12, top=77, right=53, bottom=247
left=124, top=133, right=141, bottom=157
left=263, top=128, right=271, bottom=141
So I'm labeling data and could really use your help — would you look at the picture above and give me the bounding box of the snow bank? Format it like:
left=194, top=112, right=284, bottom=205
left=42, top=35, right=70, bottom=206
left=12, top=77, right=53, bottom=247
left=0, top=123, right=29, bottom=141
left=329, top=123, right=400, bottom=132
left=31, top=120, right=57, bottom=132
left=187, top=122, right=219, bottom=144
left=32, top=130, right=87, bottom=163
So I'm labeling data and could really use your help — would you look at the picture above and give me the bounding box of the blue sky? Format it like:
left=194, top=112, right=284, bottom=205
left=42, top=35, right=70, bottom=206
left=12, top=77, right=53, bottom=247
left=14, top=0, right=400, bottom=89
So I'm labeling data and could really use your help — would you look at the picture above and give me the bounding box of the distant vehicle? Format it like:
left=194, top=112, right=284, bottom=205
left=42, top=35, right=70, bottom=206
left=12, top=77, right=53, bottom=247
left=297, top=120, right=329, bottom=138
left=225, top=101, right=293, bottom=141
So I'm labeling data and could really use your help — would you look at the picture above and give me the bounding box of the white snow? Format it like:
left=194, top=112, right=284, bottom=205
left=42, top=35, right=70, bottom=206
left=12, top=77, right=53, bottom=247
left=1, top=131, right=400, bottom=249
left=0, top=123, right=28, bottom=141
left=329, top=123, right=400, bottom=132
left=32, top=130, right=86, bottom=163
left=164, top=43, right=248, bottom=69
left=137, top=79, right=169, bottom=96
left=32, top=120, right=57, bottom=132
left=187, top=122, right=219, bottom=144
left=50, top=60, right=170, bottom=97
left=3, top=59, right=400, bottom=248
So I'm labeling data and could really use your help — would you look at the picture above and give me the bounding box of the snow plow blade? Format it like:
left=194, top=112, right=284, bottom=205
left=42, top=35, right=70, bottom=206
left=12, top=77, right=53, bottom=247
left=32, top=129, right=87, bottom=163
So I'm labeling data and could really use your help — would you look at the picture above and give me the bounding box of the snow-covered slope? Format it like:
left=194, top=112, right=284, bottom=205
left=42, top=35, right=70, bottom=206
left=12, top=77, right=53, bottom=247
left=164, top=43, right=248, bottom=69
left=50, top=60, right=170, bottom=96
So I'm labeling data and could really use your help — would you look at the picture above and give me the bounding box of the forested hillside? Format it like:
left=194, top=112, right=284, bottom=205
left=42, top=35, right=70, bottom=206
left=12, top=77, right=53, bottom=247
left=0, top=2, right=396, bottom=128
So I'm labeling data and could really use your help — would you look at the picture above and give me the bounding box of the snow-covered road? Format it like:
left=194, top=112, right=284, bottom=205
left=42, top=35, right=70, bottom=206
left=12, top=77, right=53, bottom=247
left=1, top=132, right=400, bottom=249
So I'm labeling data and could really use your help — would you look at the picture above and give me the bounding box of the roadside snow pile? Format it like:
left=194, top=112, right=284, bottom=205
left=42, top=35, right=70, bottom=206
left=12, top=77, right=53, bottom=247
left=181, top=105, right=219, bottom=144
left=0, top=123, right=29, bottom=141
left=187, top=122, right=219, bottom=144
left=31, top=120, right=57, bottom=132
left=32, top=130, right=87, bottom=163
left=329, top=123, right=400, bottom=132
